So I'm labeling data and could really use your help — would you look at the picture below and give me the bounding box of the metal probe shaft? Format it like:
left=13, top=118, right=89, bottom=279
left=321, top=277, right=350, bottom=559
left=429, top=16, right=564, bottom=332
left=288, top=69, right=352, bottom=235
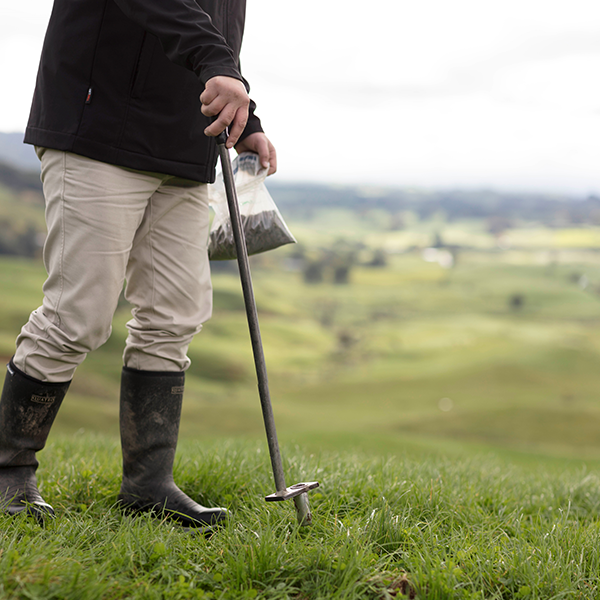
left=215, top=133, right=312, bottom=525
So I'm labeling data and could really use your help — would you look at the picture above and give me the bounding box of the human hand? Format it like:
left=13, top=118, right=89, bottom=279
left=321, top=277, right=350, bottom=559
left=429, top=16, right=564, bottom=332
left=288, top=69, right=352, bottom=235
left=200, top=76, right=250, bottom=148
left=235, top=132, right=277, bottom=176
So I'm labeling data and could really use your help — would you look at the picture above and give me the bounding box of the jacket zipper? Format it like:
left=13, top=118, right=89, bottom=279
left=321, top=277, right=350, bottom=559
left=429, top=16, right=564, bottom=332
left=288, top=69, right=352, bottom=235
left=76, top=0, right=109, bottom=134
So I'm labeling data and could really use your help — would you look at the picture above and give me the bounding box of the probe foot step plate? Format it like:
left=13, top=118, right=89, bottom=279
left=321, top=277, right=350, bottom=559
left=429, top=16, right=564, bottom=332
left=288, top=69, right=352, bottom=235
left=265, top=481, right=320, bottom=502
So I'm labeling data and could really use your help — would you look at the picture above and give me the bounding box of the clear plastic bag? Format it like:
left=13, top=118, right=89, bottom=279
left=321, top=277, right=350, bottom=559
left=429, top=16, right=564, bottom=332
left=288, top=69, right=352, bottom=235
left=208, top=152, right=296, bottom=261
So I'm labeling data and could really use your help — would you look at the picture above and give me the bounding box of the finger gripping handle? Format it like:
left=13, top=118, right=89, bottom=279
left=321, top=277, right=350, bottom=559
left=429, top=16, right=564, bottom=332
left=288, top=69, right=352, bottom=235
left=216, top=129, right=228, bottom=146
left=210, top=115, right=228, bottom=145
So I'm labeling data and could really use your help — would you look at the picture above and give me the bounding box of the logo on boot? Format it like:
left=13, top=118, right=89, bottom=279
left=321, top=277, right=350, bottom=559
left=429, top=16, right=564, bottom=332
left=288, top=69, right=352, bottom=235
left=171, top=386, right=184, bottom=395
left=31, top=393, right=56, bottom=404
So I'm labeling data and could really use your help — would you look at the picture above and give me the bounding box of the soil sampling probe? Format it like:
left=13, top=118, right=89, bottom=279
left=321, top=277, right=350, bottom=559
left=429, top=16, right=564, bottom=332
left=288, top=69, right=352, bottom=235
left=215, top=130, right=319, bottom=526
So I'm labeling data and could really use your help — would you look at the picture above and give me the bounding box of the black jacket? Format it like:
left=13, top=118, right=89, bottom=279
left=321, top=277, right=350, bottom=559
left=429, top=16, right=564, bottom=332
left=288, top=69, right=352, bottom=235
left=24, top=0, right=263, bottom=183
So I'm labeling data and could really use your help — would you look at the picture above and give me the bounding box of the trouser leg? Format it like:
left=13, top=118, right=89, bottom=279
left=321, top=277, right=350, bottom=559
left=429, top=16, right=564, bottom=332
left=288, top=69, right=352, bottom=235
left=14, top=149, right=164, bottom=382
left=122, top=176, right=212, bottom=371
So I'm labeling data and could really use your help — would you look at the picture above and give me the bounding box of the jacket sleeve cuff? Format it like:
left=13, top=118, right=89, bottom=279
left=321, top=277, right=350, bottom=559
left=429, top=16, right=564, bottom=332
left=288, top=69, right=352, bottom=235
left=200, top=67, right=245, bottom=87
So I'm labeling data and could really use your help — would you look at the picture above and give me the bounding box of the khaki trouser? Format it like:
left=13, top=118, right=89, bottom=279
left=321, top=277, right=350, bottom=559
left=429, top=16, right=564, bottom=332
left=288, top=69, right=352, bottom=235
left=14, top=149, right=212, bottom=382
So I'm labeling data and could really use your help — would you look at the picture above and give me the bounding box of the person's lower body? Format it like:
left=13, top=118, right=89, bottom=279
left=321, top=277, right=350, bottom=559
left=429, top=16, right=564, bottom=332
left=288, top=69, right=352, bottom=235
left=0, top=149, right=226, bottom=527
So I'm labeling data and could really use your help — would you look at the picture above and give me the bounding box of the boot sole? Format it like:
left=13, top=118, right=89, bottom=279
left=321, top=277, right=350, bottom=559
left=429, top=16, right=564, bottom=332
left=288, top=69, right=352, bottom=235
left=118, top=499, right=227, bottom=532
left=4, top=501, right=55, bottom=524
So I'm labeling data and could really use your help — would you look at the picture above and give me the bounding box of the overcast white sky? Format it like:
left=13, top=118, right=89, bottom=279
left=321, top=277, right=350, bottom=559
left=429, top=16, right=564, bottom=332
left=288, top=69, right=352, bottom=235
left=2, top=0, right=600, bottom=195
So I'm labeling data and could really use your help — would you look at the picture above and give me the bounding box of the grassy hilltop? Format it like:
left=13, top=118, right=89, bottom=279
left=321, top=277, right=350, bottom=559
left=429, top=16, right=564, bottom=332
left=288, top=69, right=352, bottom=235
left=3, top=173, right=600, bottom=597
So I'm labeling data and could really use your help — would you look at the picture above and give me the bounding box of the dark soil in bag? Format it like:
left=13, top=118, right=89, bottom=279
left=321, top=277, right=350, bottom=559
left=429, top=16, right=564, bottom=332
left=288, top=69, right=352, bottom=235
left=208, top=210, right=296, bottom=261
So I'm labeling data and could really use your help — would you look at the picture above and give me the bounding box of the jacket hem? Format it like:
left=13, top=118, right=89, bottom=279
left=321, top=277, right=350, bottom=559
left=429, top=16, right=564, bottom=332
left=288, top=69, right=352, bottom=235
left=24, top=126, right=216, bottom=183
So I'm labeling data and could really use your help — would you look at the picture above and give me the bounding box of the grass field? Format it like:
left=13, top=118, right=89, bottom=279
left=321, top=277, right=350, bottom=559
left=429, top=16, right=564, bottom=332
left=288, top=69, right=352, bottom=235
left=3, top=210, right=600, bottom=597
left=3, top=435, right=600, bottom=599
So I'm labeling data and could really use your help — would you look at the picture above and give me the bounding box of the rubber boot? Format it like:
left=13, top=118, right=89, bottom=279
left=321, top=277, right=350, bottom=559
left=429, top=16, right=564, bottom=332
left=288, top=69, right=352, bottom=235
left=118, top=367, right=227, bottom=530
left=0, top=360, right=70, bottom=520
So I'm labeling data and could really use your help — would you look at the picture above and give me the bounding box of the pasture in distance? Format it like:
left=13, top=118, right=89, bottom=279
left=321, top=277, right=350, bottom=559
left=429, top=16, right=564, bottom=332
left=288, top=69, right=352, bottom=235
left=1, top=199, right=600, bottom=460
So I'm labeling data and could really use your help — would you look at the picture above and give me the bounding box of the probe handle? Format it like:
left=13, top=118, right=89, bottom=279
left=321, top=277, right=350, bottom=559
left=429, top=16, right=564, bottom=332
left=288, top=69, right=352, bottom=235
left=215, top=128, right=228, bottom=146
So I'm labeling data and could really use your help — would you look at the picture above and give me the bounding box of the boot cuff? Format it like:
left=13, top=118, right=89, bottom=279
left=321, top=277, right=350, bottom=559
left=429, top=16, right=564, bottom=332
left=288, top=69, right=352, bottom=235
left=122, top=366, right=185, bottom=378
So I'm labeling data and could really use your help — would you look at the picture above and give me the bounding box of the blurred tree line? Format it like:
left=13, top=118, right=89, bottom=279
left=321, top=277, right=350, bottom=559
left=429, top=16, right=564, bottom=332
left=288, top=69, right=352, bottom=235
left=0, top=161, right=45, bottom=258
left=268, top=182, right=600, bottom=227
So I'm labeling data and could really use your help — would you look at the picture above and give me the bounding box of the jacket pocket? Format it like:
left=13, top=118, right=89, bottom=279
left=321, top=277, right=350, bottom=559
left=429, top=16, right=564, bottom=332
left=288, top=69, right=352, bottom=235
left=131, top=33, right=156, bottom=99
